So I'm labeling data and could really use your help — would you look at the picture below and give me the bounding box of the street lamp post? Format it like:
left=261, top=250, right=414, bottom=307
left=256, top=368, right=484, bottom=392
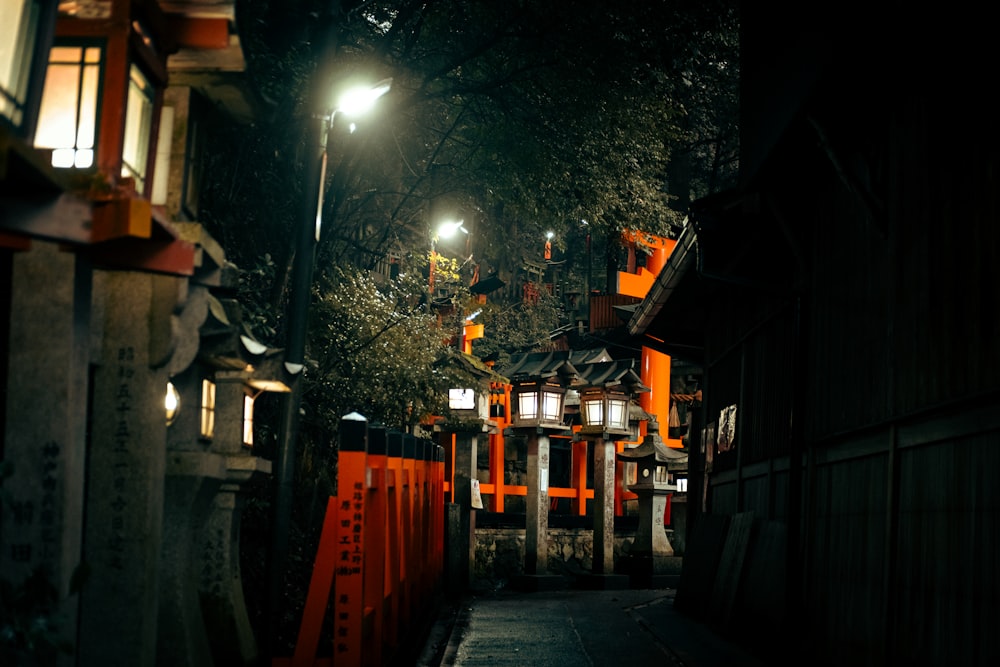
left=269, top=78, right=391, bottom=650
left=429, top=219, right=466, bottom=304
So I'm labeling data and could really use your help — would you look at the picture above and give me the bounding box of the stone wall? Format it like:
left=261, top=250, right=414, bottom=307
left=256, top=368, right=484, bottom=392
left=472, top=527, right=644, bottom=590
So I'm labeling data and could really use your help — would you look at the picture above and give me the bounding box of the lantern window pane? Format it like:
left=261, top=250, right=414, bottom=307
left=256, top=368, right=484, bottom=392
left=517, top=390, right=539, bottom=420
left=607, top=397, right=628, bottom=431
left=449, top=388, right=476, bottom=410
left=200, top=379, right=215, bottom=438
left=541, top=390, right=562, bottom=421
left=582, top=397, right=603, bottom=426
left=0, top=0, right=41, bottom=129
left=122, top=62, right=154, bottom=192
left=35, top=42, right=103, bottom=168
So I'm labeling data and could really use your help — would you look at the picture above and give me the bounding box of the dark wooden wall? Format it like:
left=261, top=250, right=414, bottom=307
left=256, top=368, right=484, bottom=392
left=680, top=5, right=1000, bottom=665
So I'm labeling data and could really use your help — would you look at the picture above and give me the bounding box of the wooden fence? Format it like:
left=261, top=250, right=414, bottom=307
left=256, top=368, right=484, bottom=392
left=273, top=418, right=444, bottom=667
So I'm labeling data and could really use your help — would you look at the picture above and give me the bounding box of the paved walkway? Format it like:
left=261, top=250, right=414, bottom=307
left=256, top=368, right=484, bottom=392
left=418, top=586, right=767, bottom=667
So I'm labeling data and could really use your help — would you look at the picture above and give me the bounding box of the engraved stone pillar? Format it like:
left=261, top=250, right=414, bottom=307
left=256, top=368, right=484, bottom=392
left=524, top=430, right=550, bottom=575
left=448, top=431, right=478, bottom=593
left=77, top=270, right=173, bottom=665
left=1, top=242, right=90, bottom=666
left=592, top=436, right=615, bottom=574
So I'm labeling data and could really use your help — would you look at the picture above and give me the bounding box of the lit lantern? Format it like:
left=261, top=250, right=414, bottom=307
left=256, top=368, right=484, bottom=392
left=448, top=386, right=490, bottom=423
left=576, top=363, right=648, bottom=437
left=579, top=386, right=631, bottom=435
left=511, top=377, right=568, bottom=429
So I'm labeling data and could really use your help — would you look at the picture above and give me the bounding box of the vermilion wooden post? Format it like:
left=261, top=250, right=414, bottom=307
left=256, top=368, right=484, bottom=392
left=384, top=431, right=403, bottom=651
left=572, top=439, right=589, bottom=516
left=415, top=439, right=430, bottom=605
left=420, top=440, right=434, bottom=601
left=333, top=413, right=368, bottom=665
left=491, top=382, right=512, bottom=512
left=289, top=496, right=340, bottom=666
left=364, top=426, right=387, bottom=666
left=401, top=434, right=417, bottom=627
left=413, top=440, right=426, bottom=606
left=434, top=444, right=445, bottom=589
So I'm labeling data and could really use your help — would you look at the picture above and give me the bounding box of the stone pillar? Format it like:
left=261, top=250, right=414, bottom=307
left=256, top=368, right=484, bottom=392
left=592, top=437, right=615, bottom=574
left=2, top=242, right=90, bottom=665
left=524, top=431, right=549, bottom=575
left=448, top=431, right=477, bottom=593
left=632, top=485, right=673, bottom=564
left=156, top=281, right=219, bottom=667
left=77, top=270, right=173, bottom=665
left=197, top=373, right=270, bottom=666
left=158, top=447, right=226, bottom=667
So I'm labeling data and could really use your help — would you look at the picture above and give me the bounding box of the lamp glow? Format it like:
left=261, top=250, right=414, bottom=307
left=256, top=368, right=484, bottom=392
left=436, top=219, right=467, bottom=240
left=336, top=78, right=392, bottom=117
left=165, top=382, right=180, bottom=425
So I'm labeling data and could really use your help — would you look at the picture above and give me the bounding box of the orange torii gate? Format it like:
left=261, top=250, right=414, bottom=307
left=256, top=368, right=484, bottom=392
left=616, top=229, right=677, bottom=300
left=273, top=416, right=444, bottom=667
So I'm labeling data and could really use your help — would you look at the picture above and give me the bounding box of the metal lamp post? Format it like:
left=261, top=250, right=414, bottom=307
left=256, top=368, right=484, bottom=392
left=269, top=78, right=391, bottom=649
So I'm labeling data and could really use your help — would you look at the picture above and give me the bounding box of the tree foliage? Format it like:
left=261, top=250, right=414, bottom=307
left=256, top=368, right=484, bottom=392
left=307, top=264, right=473, bottom=433
left=474, top=290, right=564, bottom=369
left=224, top=0, right=739, bottom=294
left=201, top=0, right=739, bottom=470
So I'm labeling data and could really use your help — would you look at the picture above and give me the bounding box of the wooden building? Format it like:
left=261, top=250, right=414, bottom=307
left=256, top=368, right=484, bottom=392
left=628, top=4, right=1000, bottom=665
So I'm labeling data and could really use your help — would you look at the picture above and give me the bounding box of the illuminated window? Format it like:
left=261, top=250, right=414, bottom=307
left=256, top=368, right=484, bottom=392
left=0, top=0, right=42, bottom=130
left=121, top=63, right=153, bottom=191
left=34, top=42, right=103, bottom=169
left=200, top=379, right=215, bottom=439
left=242, top=394, right=255, bottom=448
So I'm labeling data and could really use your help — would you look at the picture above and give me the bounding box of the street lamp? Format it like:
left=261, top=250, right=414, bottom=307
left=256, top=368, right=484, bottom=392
left=429, top=219, right=467, bottom=298
left=270, top=77, right=391, bottom=648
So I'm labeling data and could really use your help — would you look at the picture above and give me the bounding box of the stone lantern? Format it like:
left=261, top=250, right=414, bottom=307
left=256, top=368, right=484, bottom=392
left=504, top=357, right=577, bottom=589
left=435, top=351, right=500, bottom=595
left=574, top=362, right=648, bottom=587
left=617, top=420, right=685, bottom=587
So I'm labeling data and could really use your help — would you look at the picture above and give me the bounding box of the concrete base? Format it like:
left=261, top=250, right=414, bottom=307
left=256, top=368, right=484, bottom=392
left=574, top=572, right=631, bottom=590
left=509, top=574, right=570, bottom=592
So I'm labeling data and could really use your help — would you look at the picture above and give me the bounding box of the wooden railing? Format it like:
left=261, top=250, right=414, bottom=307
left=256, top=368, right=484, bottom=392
left=273, top=419, right=444, bottom=667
